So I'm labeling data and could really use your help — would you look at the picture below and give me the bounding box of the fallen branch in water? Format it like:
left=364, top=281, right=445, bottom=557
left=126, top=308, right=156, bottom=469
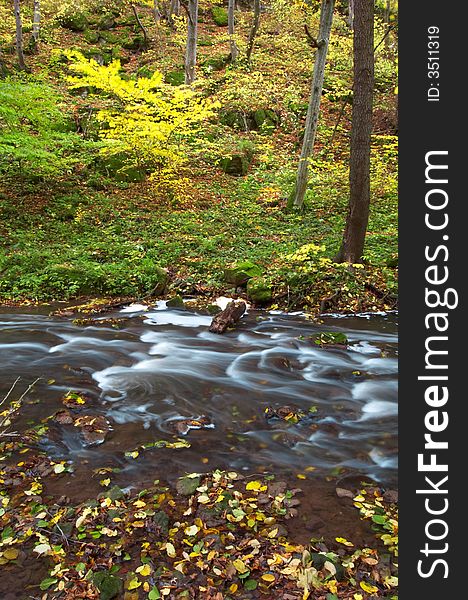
left=0, top=377, right=41, bottom=438
left=209, top=300, right=246, bottom=334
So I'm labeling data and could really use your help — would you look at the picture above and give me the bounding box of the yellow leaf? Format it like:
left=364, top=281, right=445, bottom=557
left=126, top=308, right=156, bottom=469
left=246, top=480, right=263, bottom=491
left=229, top=584, right=238, bottom=593
left=233, top=559, right=249, bottom=573
left=354, top=595, right=364, bottom=600
left=335, top=537, right=354, bottom=547
left=296, top=474, right=306, bottom=480
left=100, top=478, right=111, bottom=487
left=3, top=548, right=19, bottom=561
left=268, top=528, right=278, bottom=538
left=360, top=581, right=378, bottom=594
left=261, top=574, right=275, bottom=582
left=166, top=543, right=176, bottom=558
left=128, top=578, right=141, bottom=590
left=184, top=525, right=199, bottom=536
left=136, top=564, right=151, bottom=577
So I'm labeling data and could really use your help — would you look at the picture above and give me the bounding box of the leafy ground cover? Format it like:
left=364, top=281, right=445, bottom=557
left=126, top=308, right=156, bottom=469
left=0, top=384, right=398, bottom=599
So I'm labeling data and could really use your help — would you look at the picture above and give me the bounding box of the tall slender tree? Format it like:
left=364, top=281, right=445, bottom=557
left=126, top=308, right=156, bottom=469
left=32, top=0, right=41, bottom=46
left=13, top=0, right=26, bottom=70
left=246, top=0, right=261, bottom=62
left=184, top=0, right=198, bottom=84
left=167, top=0, right=180, bottom=27
left=153, top=0, right=161, bottom=24
left=288, top=0, right=335, bottom=210
left=228, top=0, right=239, bottom=62
left=336, top=0, right=374, bottom=263
left=348, top=0, right=355, bottom=29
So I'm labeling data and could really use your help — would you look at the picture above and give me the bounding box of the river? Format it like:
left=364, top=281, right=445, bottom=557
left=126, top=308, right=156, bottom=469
left=0, top=302, right=397, bottom=492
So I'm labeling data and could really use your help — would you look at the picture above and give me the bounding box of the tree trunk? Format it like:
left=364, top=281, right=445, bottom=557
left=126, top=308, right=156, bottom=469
left=167, top=0, right=180, bottom=27
left=384, top=0, right=391, bottom=23
left=154, top=0, right=161, bottom=24
left=209, top=301, right=246, bottom=334
left=131, top=4, right=149, bottom=47
left=246, top=0, right=261, bottom=62
left=348, top=0, right=355, bottom=30
left=184, top=0, right=198, bottom=84
left=288, top=0, right=335, bottom=210
left=32, top=0, right=40, bottom=44
left=228, top=0, right=239, bottom=62
left=336, top=0, right=374, bottom=263
left=13, top=0, right=26, bottom=70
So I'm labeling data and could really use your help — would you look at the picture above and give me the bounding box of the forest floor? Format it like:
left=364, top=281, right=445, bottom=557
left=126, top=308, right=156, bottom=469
left=0, top=3, right=398, bottom=314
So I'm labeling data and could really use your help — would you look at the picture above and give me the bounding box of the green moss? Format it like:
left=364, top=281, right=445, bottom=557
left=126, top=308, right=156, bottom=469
left=59, top=12, right=88, bottom=32
left=165, top=70, right=185, bottom=86
left=83, top=29, right=100, bottom=44
left=202, top=55, right=228, bottom=73
left=247, top=277, right=272, bottom=304
left=212, top=7, right=228, bottom=27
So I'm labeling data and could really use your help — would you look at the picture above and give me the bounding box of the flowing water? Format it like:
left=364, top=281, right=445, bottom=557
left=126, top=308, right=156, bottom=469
left=0, top=303, right=398, bottom=492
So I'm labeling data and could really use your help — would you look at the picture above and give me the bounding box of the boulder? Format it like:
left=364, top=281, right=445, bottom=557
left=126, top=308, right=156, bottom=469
left=59, top=12, right=88, bottom=32
left=247, top=277, right=272, bottom=304
left=253, top=108, right=279, bottom=131
left=203, top=55, right=228, bottom=72
left=224, top=261, right=262, bottom=286
left=166, top=295, right=185, bottom=308
left=219, top=154, right=250, bottom=176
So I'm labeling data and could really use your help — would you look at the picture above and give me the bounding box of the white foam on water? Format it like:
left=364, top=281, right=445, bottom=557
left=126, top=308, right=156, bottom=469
left=361, top=400, right=398, bottom=420
left=369, top=447, right=397, bottom=469
left=352, top=380, right=398, bottom=402
left=119, top=303, right=149, bottom=313
left=49, top=336, right=127, bottom=353
left=361, top=356, right=398, bottom=374
left=143, top=311, right=212, bottom=328
left=349, top=341, right=382, bottom=355
left=213, top=296, right=250, bottom=311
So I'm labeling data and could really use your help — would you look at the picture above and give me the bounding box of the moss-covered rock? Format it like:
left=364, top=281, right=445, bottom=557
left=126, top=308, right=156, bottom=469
left=247, top=277, right=272, bottom=304
left=212, top=6, right=229, bottom=26
left=121, top=34, right=145, bottom=50
left=98, top=30, right=123, bottom=45
left=97, top=13, right=116, bottom=30
left=253, top=108, right=279, bottom=131
left=59, top=11, right=88, bottom=32
left=166, top=295, right=185, bottom=308
left=97, top=153, right=146, bottom=182
left=219, top=155, right=250, bottom=176
left=220, top=111, right=252, bottom=130
left=83, top=29, right=100, bottom=44
left=165, top=70, right=185, bottom=86
left=202, top=55, right=229, bottom=72
left=219, top=141, right=255, bottom=176
left=224, top=261, right=262, bottom=286
left=82, top=47, right=121, bottom=66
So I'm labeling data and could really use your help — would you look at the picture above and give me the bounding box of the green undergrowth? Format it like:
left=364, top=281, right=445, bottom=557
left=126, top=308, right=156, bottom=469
left=0, top=157, right=397, bottom=311
left=0, top=2, right=398, bottom=313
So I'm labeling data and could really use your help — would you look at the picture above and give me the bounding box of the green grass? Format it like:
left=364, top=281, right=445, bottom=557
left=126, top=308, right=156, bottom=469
left=0, top=146, right=397, bottom=310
